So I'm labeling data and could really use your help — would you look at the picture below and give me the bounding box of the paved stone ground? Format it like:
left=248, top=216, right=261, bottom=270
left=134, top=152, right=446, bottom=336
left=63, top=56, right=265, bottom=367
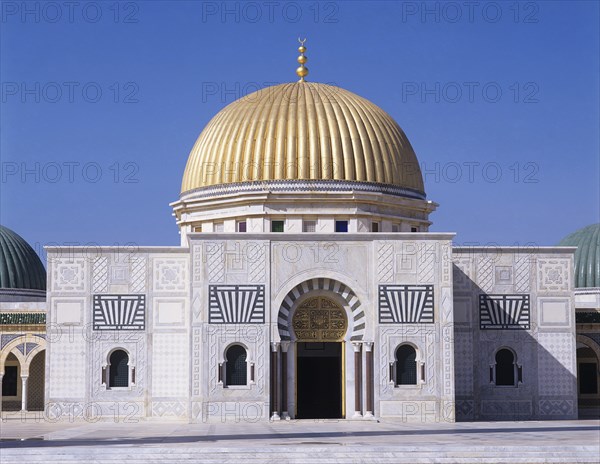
left=0, top=416, right=599, bottom=463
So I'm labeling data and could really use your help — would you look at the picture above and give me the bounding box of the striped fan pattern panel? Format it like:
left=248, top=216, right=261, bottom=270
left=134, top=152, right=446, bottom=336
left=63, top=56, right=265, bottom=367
left=209, top=285, right=265, bottom=323
left=379, top=285, right=434, bottom=323
left=93, top=295, right=145, bottom=330
left=479, top=294, right=530, bottom=330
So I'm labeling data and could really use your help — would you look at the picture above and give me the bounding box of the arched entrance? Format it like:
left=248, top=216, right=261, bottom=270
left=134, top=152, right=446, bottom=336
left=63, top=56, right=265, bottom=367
left=0, top=335, right=47, bottom=413
left=272, top=277, right=372, bottom=421
left=576, top=337, right=600, bottom=418
left=1, top=353, right=21, bottom=411
left=27, top=350, right=45, bottom=411
left=293, top=296, right=347, bottom=419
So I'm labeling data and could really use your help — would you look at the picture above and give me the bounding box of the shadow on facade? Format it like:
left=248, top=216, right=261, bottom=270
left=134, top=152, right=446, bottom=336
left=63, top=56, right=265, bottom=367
left=453, top=266, right=578, bottom=421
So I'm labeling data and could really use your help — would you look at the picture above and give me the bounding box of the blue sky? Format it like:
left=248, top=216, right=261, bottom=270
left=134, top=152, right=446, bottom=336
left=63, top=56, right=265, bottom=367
left=1, top=1, right=598, bottom=262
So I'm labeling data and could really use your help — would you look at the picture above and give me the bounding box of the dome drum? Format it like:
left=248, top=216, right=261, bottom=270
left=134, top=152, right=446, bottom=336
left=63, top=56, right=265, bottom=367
left=175, top=81, right=434, bottom=244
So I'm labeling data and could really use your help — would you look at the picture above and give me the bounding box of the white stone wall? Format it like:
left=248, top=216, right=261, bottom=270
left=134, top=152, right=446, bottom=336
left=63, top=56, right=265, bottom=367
left=191, top=238, right=270, bottom=422
left=374, top=238, right=455, bottom=422
left=44, top=239, right=577, bottom=423
left=45, top=247, right=190, bottom=420
left=187, top=233, right=455, bottom=422
left=453, top=247, right=577, bottom=421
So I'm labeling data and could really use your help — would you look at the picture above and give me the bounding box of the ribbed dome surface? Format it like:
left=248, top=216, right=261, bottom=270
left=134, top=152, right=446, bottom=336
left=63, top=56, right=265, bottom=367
left=181, top=82, right=425, bottom=195
left=558, top=224, right=600, bottom=288
left=0, top=225, right=46, bottom=291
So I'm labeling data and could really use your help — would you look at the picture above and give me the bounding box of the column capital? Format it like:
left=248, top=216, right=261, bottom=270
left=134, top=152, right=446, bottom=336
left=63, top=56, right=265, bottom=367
left=352, top=342, right=362, bottom=352
left=270, top=341, right=281, bottom=352
left=280, top=341, right=291, bottom=352
left=364, top=342, right=374, bottom=352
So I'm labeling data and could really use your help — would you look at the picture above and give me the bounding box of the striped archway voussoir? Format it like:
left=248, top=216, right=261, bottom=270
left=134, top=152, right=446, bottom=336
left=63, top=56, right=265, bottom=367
left=277, top=278, right=365, bottom=341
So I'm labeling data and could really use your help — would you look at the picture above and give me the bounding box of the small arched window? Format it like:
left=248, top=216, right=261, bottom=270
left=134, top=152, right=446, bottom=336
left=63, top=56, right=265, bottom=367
left=109, top=350, right=129, bottom=388
left=395, top=345, right=417, bottom=385
left=495, top=348, right=518, bottom=386
left=225, top=345, right=247, bottom=386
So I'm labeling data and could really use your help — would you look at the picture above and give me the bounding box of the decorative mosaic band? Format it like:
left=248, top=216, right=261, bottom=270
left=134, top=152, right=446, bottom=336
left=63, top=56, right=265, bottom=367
left=181, top=180, right=426, bottom=201
left=0, top=313, right=46, bottom=325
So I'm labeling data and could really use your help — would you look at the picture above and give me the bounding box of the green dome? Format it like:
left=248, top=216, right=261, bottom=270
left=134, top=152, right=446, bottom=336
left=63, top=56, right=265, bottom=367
left=558, top=224, right=600, bottom=288
left=0, top=225, right=46, bottom=291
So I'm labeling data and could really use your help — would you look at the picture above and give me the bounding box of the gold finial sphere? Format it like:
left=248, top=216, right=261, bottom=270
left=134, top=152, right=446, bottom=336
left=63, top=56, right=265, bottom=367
left=296, top=38, right=308, bottom=81
left=296, top=66, right=309, bottom=78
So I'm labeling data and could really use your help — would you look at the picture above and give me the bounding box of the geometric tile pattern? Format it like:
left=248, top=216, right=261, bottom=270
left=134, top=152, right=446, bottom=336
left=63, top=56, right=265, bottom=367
left=0, top=334, right=21, bottom=349
left=208, top=285, right=265, bottom=323
left=479, top=294, right=530, bottom=330
left=92, top=257, right=108, bottom=293
left=192, top=244, right=203, bottom=283
left=456, top=399, right=474, bottom=420
left=48, top=336, right=86, bottom=398
left=514, top=255, right=531, bottom=292
left=377, top=243, right=394, bottom=283
left=477, top=257, right=494, bottom=292
left=93, top=295, right=146, bottom=330
left=152, top=401, right=186, bottom=417
left=481, top=400, right=533, bottom=417
left=378, top=285, right=434, bottom=323
left=52, top=259, right=86, bottom=292
left=452, top=258, right=473, bottom=292
left=207, top=243, right=225, bottom=283
left=25, top=342, right=39, bottom=355
left=417, top=245, right=436, bottom=283
left=539, top=399, right=575, bottom=416
left=537, top=332, right=576, bottom=396
left=130, top=257, right=147, bottom=293
left=454, top=332, right=473, bottom=395
left=151, top=333, right=188, bottom=397
left=27, top=350, right=45, bottom=411
left=248, top=244, right=267, bottom=283
left=153, top=258, right=187, bottom=292
left=441, top=287, right=454, bottom=399
left=537, top=259, right=570, bottom=292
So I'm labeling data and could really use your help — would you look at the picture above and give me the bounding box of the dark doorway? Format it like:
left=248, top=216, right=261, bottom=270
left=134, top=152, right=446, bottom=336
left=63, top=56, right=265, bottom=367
left=296, top=342, right=343, bottom=419
left=2, top=365, right=17, bottom=396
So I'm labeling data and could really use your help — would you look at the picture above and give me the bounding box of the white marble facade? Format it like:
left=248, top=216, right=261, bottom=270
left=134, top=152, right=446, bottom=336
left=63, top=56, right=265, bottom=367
left=43, top=236, right=578, bottom=422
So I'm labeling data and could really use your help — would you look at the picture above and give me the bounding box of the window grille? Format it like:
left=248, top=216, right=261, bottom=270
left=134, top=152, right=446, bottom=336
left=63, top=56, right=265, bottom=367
left=226, top=345, right=247, bottom=386
left=395, top=345, right=417, bottom=385
left=109, top=350, right=129, bottom=387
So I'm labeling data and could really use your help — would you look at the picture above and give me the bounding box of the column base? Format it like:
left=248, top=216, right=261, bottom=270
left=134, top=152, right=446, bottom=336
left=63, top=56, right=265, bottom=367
left=281, top=411, right=290, bottom=420
left=352, top=411, right=363, bottom=420
left=270, top=413, right=281, bottom=421
left=363, top=411, right=375, bottom=419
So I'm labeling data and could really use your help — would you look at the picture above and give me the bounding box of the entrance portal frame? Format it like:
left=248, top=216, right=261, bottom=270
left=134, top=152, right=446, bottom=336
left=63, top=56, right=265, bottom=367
left=274, top=277, right=366, bottom=420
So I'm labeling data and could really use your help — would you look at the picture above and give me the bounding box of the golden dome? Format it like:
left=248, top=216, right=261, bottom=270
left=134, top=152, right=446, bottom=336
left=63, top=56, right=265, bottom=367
left=181, top=82, right=425, bottom=196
